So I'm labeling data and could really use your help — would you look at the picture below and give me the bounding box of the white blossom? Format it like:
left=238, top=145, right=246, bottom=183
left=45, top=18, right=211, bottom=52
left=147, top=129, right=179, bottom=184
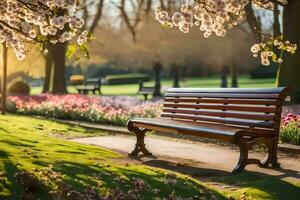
left=0, top=0, right=87, bottom=60
left=155, top=0, right=294, bottom=65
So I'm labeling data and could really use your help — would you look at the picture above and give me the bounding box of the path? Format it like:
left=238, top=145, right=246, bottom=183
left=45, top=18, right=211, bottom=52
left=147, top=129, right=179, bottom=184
left=71, top=135, right=300, bottom=182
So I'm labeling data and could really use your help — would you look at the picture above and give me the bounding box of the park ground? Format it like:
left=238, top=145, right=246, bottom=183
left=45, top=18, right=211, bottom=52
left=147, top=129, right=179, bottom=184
left=0, top=114, right=299, bottom=199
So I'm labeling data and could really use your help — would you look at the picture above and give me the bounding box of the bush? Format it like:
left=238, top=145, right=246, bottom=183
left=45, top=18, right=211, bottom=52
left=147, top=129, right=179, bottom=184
left=8, top=81, right=30, bottom=95
left=69, top=75, right=85, bottom=85
left=84, top=63, right=131, bottom=78
left=280, top=113, right=300, bottom=145
left=250, top=64, right=278, bottom=79
left=105, top=73, right=150, bottom=85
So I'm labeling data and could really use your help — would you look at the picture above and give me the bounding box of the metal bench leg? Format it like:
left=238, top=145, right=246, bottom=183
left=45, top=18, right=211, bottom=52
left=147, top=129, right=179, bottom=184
left=232, top=138, right=248, bottom=174
left=233, top=136, right=280, bottom=173
left=129, top=128, right=152, bottom=156
left=261, top=137, right=280, bottom=168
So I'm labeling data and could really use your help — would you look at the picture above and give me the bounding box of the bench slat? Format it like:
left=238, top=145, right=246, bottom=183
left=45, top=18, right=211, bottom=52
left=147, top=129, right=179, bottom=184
left=162, top=108, right=275, bottom=121
left=165, top=92, right=280, bottom=99
left=163, top=103, right=277, bottom=113
left=131, top=118, right=275, bottom=137
left=167, top=87, right=287, bottom=94
left=161, top=113, right=275, bottom=128
left=164, top=98, right=279, bottom=105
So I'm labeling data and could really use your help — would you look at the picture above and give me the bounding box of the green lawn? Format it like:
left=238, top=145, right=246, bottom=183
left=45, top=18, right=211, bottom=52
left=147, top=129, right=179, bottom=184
left=31, top=76, right=276, bottom=95
left=0, top=115, right=223, bottom=199
left=0, top=114, right=299, bottom=199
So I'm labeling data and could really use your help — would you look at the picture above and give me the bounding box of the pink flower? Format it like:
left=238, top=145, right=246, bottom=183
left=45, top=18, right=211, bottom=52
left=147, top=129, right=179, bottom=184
left=7, top=94, right=162, bottom=126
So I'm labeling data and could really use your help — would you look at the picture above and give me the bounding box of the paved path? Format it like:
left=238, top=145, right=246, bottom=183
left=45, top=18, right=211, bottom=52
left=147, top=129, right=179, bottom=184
left=71, top=135, right=300, bottom=181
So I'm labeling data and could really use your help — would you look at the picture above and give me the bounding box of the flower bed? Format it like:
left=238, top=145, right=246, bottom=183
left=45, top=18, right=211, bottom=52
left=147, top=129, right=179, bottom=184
left=281, top=112, right=300, bottom=145
left=7, top=94, right=162, bottom=127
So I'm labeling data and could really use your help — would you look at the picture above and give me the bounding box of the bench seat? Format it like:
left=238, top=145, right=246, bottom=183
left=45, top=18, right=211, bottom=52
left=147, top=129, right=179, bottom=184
left=76, top=85, right=98, bottom=90
left=130, top=118, right=243, bottom=142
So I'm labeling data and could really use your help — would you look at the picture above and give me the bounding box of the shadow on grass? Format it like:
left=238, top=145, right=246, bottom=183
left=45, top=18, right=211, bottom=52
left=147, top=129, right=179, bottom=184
left=135, top=156, right=300, bottom=200
left=0, top=158, right=49, bottom=199
left=0, top=148, right=226, bottom=199
left=52, top=161, right=225, bottom=199
left=213, top=171, right=300, bottom=200
left=0, top=140, right=35, bottom=148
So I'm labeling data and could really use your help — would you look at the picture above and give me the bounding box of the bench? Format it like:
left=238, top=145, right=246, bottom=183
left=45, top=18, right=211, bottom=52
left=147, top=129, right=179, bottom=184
left=76, top=78, right=102, bottom=95
left=137, top=81, right=155, bottom=100
left=127, top=87, right=288, bottom=174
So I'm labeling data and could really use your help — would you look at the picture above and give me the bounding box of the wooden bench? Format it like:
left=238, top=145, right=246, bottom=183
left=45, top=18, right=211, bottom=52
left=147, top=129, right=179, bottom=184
left=127, top=87, right=288, bottom=173
left=137, top=81, right=155, bottom=100
left=76, top=78, right=102, bottom=95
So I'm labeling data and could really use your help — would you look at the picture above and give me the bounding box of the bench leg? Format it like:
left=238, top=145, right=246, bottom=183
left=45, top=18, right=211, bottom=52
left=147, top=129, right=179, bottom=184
left=232, top=139, right=248, bottom=174
left=233, top=136, right=280, bottom=174
left=261, top=137, right=280, bottom=168
left=129, top=129, right=152, bottom=156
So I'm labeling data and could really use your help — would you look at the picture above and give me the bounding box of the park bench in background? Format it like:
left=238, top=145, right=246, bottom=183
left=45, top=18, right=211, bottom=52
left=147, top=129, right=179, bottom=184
left=127, top=87, right=288, bottom=173
left=137, top=81, right=155, bottom=100
left=76, top=78, right=102, bottom=95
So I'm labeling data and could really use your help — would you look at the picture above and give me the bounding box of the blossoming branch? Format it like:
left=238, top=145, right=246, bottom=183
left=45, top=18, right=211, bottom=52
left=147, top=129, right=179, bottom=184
left=155, top=0, right=296, bottom=66
left=0, top=0, right=88, bottom=60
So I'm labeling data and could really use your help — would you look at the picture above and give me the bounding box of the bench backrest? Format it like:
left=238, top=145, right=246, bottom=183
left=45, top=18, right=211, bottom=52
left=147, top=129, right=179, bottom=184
left=162, top=87, right=288, bottom=135
left=84, top=78, right=101, bottom=87
left=138, top=81, right=154, bottom=93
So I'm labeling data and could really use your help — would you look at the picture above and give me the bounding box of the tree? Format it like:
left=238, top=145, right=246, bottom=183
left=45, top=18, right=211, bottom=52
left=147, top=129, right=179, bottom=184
left=276, top=0, right=300, bottom=102
left=230, top=60, right=238, bottom=88
left=42, top=51, right=53, bottom=93
left=220, top=66, right=228, bottom=88
left=170, top=63, right=180, bottom=88
left=153, top=62, right=162, bottom=97
left=42, top=0, right=105, bottom=93
left=1, top=44, right=8, bottom=115
left=0, top=0, right=87, bottom=95
left=115, top=0, right=145, bottom=42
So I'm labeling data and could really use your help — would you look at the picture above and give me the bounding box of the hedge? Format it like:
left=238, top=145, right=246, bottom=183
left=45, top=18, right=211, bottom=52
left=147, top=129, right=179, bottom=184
left=250, top=64, right=278, bottom=79
left=105, top=73, right=150, bottom=85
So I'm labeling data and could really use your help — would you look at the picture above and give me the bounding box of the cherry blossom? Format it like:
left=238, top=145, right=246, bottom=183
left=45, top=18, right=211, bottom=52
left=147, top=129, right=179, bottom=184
left=251, top=39, right=297, bottom=65
left=0, top=0, right=87, bottom=60
left=155, top=0, right=296, bottom=66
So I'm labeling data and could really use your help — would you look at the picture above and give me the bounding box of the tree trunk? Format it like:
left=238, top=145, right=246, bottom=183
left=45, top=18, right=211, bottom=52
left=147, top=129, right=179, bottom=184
left=273, top=3, right=281, bottom=37
left=153, top=62, right=162, bottom=97
left=42, top=52, right=53, bottom=93
left=50, top=43, right=68, bottom=94
left=221, top=66, right=228, bottom=88
left=231, top=61, right=238, bottom=88
left=1, top=44, right=7, bottom=115
left=276, top=0, right=300, bottom=103
left=171, top=64, right=180, bottom=88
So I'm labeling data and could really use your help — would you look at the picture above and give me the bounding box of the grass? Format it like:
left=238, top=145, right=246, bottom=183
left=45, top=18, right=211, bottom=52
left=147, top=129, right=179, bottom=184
left=31, top=76, right=276, bottom=95
left=0, top=115, right=223, bottom=199
left=211, top=172, right=300, bottom=200
left=0, top=114, right=299, bottom=199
